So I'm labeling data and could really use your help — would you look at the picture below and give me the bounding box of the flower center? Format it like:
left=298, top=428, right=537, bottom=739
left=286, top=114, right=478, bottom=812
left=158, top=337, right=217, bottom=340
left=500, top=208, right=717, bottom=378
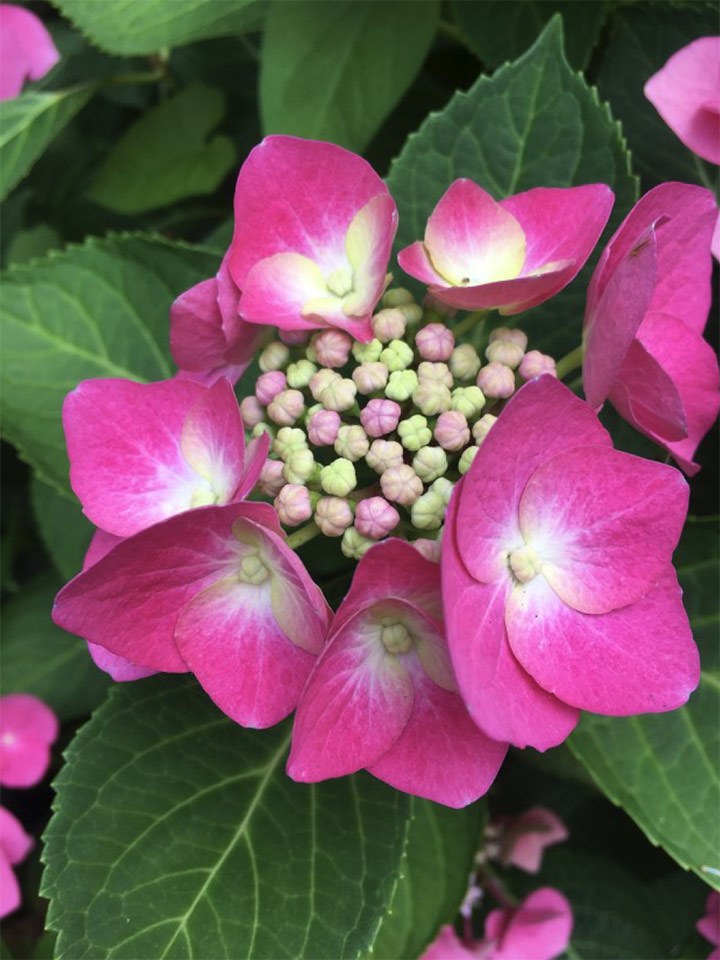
left=238, top=550, right=270, bottom=585
left=190, top=487, right=218, bottom=508
left=326, top=265, right=354, bottom=298
left=508, top=544, right=543, bottom=584
left=380, top=619, right=413, bottom=655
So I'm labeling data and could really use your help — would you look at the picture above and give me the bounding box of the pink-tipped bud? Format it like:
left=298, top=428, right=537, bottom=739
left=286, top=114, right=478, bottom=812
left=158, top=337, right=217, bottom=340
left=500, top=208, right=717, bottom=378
left=259, top=341, right=290, bottom=372
left=355, top=497, right=400, bottom=539
left=449, top=344, right=480, bottom=381
left=413, top=537, right=442, bottom=563
left=380, top=464, right=423, bottom=506
left=417, top=360, right=453, bottom=388
left=434, top=410, right=470, bottom=451
left=372, top=307, right=407, bottom=343
left=472, top=413, right=497, bottom=445
left=360, top=398, right=402, bottom=438
left=267, top=388, right=305, bottom=426
left=315, top=496, right=354, bottom=537
left=309, top=368, right=340, bottom=401
left=353, top=362, right=389, bottom=394
left=489, top=327, right=528, bottom=350
left=477, top=362, right=515, bottom=399
left=274, top=484, right=312, bottom=526
left=366, top=439, right=405, bottom=474
left=240, top=395, right=264, bottom=429
left=519, top=350, right=557, bottom=381
left=307, top=408, right=341, bottom=446
left=311, top=329, right=353, bottom=368
left=415, top=323, right=455, bottom=361
left=258, top=459, right=286, bottom=497
left=335, top=424, right=370, bottom=462
left=255, top=370, right=287, bottom=405
left=412, top=380, right=452, bottom=416
left=279, top=329, right=309, bottom=346
left=319, top=377, right=357, bottom=412
left=485, top=340, right=524, bottom=369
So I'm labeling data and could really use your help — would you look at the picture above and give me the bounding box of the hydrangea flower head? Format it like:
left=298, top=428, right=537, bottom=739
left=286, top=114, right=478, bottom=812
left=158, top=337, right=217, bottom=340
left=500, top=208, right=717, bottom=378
left=227, top=136, right=398, bottom=341
left=0, top=694, right=58, bottom=788
left=0, top=806, right=33, bottom=919
left=0, top=4, right=59, bottom=101
left=442, top=375, right=699, bottom=751
left=398, top=179, right=613, bottom=314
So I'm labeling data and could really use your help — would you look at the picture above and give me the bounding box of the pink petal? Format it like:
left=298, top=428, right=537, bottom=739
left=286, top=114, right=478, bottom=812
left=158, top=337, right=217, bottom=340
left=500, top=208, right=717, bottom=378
left=234, top=432, right=271, bottom=500
left=518, top=445, right=689, bottom=614
left=0, top=694, right=58, bottom=789
left=491, top=887, right=573, bottom=960
left=455, top=377, right=610, bottom=583
left=397, top=240, right=447, bottom=286
left=169, top=276, right=229, bottom=373
left=505, top=568, right=700, bottom=715
left=0, top=807, right=33, bottom=866
left=644, top=37, right=720, bottom=164
left=0, top=853, right=20, bottom=919
left=610, top=338, right=688, bottom=442
left=342, top=192, right=398, bottom=321
left=180, top=377, right=246, bottom=503
left=239, top=252, right=336, bottom=329
left=368, top=669, right=507, bottom=807
left=712, top=212, right=720, bottom=262
left=495, top=807, right=569, bottom=873
left=697, top=891, right=720, bottom=946
left=0, top=4, right=59, bottom=101
left=420, top=926, right=478, bottom=960
left=442, top=503, right=578, bottom=751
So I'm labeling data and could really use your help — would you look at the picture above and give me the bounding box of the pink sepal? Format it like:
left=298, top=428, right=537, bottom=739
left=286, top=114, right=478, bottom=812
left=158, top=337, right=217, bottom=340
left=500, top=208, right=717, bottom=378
left=697, top=891, right=720, bottom=951
left=0, top=694, right=58, bottom=788
left=494, top=806, right=569, bottom=873
left=420, top=926, right=477, bottom=960
left=0, top=807, right=33, bottom=920
left=0, top=4, right=59, bottom=101
left=485, top=887, right=573, bottom=960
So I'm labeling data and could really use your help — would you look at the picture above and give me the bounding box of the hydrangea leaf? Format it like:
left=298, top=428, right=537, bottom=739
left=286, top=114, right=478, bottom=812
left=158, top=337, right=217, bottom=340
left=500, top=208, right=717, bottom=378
left=41, top=677, right=412, bottom=959
left=31, top=477, right=93, bottom=581
left=0, top=234, right=220, bottom=494
left=260, top=0, right=440, bottom=153
left=569, top=517, right=720, bottom=889
left=52, top=0, right=266, bottom=56
left=0, top=573, right=110, bottom=721
left=87, top=84, right=237, bottom=215
left=0, top=88, right=92, bottom=201
left=386, top=15, right=638, bottom=359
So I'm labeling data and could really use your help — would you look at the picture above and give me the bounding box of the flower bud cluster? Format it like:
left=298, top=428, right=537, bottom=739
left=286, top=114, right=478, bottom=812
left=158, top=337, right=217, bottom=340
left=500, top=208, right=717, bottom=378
left=240, top=293, right=556, bottom=554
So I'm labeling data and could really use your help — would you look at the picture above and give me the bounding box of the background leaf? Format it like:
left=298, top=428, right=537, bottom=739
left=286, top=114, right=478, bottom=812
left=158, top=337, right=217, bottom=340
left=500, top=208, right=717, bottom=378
left=31, top=478, right=92, bottom=581
left=42, top=677, right=411, bottom=959
left=52, top=0, right=266, bottom=56
left=0, top=234, right=220, bottom=493
left=0, top=89, right=92, bottom=201
left=88, top=83, right=237, bottom=215
left=569, top=517, right=720, bottom=888
left=260, top=0, right=440, bottom=153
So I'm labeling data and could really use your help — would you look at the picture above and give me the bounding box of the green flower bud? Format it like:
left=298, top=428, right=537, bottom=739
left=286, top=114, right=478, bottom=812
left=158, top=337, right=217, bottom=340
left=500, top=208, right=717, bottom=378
left=410, top=490, right=445, bottom=531
left=382, top=287, right=414, bottom=308
left=380, top=339, right=414, bottom=372
left=431, top=477, right=454, bottom=505
left=341, top=526, right=375, bottom=560
left=412, top=380, right=452, bottom=416
left=366, top=439, right=404, bottom=474
left=286, top=359, right=317, bottom=389
left=385, top=369, right=419, bottom=402
left=412, top=446, right=448, bottom=483
left=320, top=458, right=357, bottom=497
left=319, top=377, right=357, bottom=412
left=273, top=426, right=308, bottom=460
left=258, top=341, right=290, bottom=372
left=458, top=445, right=480, bottom=475
left=352, top=338, right=383, bottom=364
left=334, top=424, right=370, bottom=462
left=451, top=386, right=486, bottom=418
left=282, top=449, right=315, bottom=485
left=449, top=344, right=481, bottom=381
left=309, top=368, right=340, bottom=401
left=417, top=361, right=453, bottom=388
left=251, top=422, right=276, bottom=440
left=398, top=414, right=432, bottom=452
left=472, top=413, right=498, bottom=446
left=397, top=303, right=423, bottom=326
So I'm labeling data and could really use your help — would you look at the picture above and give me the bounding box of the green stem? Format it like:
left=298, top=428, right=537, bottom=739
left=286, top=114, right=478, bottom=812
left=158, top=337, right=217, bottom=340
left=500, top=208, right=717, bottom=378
left=693, top=154, right=718, bottom=194
left=454, top=310, right=490, bottom=340
left=555, top=343, right=584, bottom=380
left=286, top=521, right=321, bottom=550
left=98, top=68, right=165, bottom=88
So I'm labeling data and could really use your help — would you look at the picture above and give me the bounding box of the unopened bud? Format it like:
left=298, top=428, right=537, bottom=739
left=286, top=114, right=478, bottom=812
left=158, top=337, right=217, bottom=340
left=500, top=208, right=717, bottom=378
left=412, top=446, right=448, bottom=483
left=355, top=497, right=400, bottom=539
left=366, top=439, right=404, bottom=474
left=477, top=363, right=515, bottom=399
left=309, top=368, right=340, bottom=402
left=307, top=408, right=341, bottom=446
left=372, top=308, right=407, bottom=343
left=413, top=537, right=442, bottom=563
left=431, top=477, right=454, bottom=505
left=315, top=496, right=354, bottom=537
left=258, top=458, right=286, bottom=497
left=251, top=422, right=276, bottom=440
left=256, top=370, right=287, bottom=405
left=519, top=351, right=557, bottom=381
left=411, top=490, right=445, bottom=530
left=489, top=327, right=528, bottom=350
left=360, top=398, right=401, bottom=438
left=341, top=526, right=374, bottom=560
left=415, top=323, right=455, bottom=361
left=279, top=329, right=309, bottom=346
left=286, top=359, right=317, bottom=389
left=283, top=449, right=315, bottom=485
left=398, top=414, right=432, bottom=452
left=320, top=458, right=357, bottom=497
left=335, top=424, right=370, bottom=461
left=417, top=361, right=453, bottom=388
left=312, top=329, right=352, bottom=368
left=267, top=388, right=305, bottom=426
left=451, top=386, right=486, bottom=418
left=385, top=369, right=419, bottom=402
left=240, top=395, right=264, bottom=429
left=485, top=340, right=524, bottom=369
left=449, top=344, right=481, bottom=381
left=382, top=287, right=414, bottom=308
left=459, top=445, right=480, bottom=475
left=259, top=341, right=290, bottom=372
left=472, top=413, right=497, bottom=446
left=381, top=339, right=414, bottom=372
left=398, top=303, right=423, bottom=326
left=434, top=410, right=470, bottom=451
left=353, top=362, right=389, bottom=394
left=275, top=484, right=312, bottom=526
left=381, top=464, right=423, bottom=506
left=273, top=426, right=307, bottom=460
left=352, top=338, right=383, bottom=364
left=412, top=380, right=452, bottom=416
left=319, top=377, right=357, bottom=412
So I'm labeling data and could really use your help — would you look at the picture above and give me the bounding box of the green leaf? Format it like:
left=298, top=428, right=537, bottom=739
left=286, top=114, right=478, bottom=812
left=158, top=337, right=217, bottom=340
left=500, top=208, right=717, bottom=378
left=52, top=0, right=266, bottom=56
left=31, top=478, right=92, bottom=581
left=42, top=677, right=411, bottom=959
left=569, top=517, right=720, bottom=888
left=260, top=0, right=440, bottom=153
left=0, top=234, right=220, bottom=493
left=6, top=224, right=62, bottom=266
left=452, top=0, right=607, bottom=71
left=372, top=799, right=485, bottom=959
left=0, top=88, right=92, bottom=201
left=88, top=84, right=237, bottom=215
left=386, top=16, right=638, bottom=360
left=0, top=573, right=110, bottom=721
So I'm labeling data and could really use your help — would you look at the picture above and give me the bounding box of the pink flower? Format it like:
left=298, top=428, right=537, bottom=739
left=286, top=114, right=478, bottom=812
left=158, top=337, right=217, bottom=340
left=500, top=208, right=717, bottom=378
left=398, top=179, right=613, bottom=314
left=227, top=136, right=397, bottom=341
left=583, top=182, right=719, bottom=476
left=63, top=377, right=269, bottom=538
left=698, top=891, right=720, bottom=960
left=492, top=806, right=569, bottom=873
left=287, top=539, right=507, bottom=807
left=53, top=502, right=331, bottom=728
left=0, top=807, right=33, bottom=919
left=0, top=4, right=59, bottom=101
left=421, top=926, right=477, bottom=959
left=442, top=376, right=699, bottom=751
left=170, top=254, right=265, bottom=385
left=0, top=694, right=58, bottom=788
left=644, top=38, right=720, bottom=165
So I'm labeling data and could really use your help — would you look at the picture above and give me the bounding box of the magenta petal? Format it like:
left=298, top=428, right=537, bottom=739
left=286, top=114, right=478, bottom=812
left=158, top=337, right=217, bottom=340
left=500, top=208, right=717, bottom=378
left=180, top=377, right=246, bottom=503
left=506, top=568, right=700, bottom=715
left=397, top=240, right=447, bottom=286
left=492, top=888, right=573, bottom=960
left=496, top=807, right=569, bottom=874
left=611, top=338, right=687, bottom=441
left=368, top=671, right=507, bottom=807
left=519, top=445, right=689, bottom=613
left=456, top=378, right=610, bottom=583
left=234, top=432, right=271, bottom=500
left=644, top=37, right=720, bottom=164
left=420, top=926, right=477, bottom=960
left=0, top=807, right=33, bottom=866
left=0, top=4, right=60, bottom=101
left=169, top=276, right=229, bottom=373
left=0, top=853, right=21, bottom=919
left=0, top=694, right=58, bottom=788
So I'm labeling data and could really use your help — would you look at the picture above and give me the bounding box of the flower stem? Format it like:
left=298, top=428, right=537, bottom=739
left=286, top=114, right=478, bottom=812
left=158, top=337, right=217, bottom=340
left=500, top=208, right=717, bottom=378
left=286, top=521, right=321, bottom=550
left=555, top=343, right=584, bottom=380
left=454, top=310, right=490, bottom=340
